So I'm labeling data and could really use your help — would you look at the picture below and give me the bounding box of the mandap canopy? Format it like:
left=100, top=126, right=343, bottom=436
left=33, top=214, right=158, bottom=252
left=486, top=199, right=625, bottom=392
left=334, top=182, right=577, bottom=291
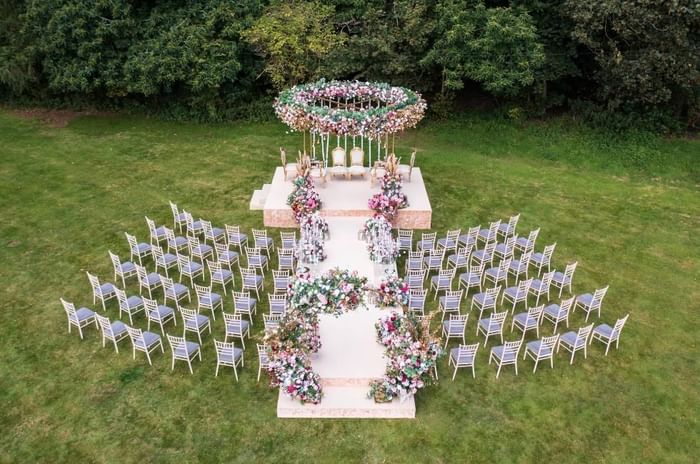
left=274, top=79, right=427, bottom=166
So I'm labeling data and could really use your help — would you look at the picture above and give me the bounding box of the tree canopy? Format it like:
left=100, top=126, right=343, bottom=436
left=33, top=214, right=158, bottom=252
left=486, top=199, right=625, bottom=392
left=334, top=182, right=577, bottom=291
left=0, top=0, right=697, bottom=128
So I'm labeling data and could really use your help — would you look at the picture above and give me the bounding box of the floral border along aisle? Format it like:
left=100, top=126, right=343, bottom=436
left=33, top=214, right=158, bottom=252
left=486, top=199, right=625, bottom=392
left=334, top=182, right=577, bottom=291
left=265, top=267, right=369, bottom=404
left=368, top=312, right=443, bottom=403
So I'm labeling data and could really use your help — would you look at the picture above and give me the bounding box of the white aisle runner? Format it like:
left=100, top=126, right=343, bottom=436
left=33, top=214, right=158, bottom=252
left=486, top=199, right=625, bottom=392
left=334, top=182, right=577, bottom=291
left=277, top=216, right=416, bottom=418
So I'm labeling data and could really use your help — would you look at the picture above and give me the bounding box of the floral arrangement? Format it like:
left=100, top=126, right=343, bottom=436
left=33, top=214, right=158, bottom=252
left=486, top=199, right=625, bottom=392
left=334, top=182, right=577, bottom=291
left=274, top=79, right=427, bottom=139
left=368, top=312, right=442, bottom=403
left=295, top=235, right=326, bottom=264
left=287, top=174, right=321, bottom=223
left=376, top=273, right=410, bottom=308
left=322, top=268, right=368, bottom=315
left=380, top=173, right=408, bottom=209
left=363, top=214, right=392, bottom=239
left=267, top=267, right=370, bottom=404
left=300, top=212, right=329, bottom=240
left=368, top=192, right=403, bottom=222
left=266, top=346, right=322, bottom=404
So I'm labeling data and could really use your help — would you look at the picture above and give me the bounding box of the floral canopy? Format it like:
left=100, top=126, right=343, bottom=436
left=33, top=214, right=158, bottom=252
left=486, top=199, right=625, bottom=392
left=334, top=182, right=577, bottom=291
left=274, top=79, right=427, bottom=140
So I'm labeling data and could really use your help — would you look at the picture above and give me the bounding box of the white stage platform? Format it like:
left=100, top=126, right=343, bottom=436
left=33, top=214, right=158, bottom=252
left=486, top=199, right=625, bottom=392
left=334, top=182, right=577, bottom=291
left=261, top=167, right=431, bottom=229
left=276, top=217, right=415, bottom=419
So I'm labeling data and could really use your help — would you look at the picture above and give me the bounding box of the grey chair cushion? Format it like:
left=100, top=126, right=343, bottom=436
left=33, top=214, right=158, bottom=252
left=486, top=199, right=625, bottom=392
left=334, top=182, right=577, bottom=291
left=491, top=345, right=517, bottom=362
left=174, top=341, right=200, bottom=357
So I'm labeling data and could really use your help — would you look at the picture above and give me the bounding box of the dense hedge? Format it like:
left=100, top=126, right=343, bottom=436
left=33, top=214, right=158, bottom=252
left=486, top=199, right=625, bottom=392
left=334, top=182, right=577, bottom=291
left=0, top=0, right=698, bottom=129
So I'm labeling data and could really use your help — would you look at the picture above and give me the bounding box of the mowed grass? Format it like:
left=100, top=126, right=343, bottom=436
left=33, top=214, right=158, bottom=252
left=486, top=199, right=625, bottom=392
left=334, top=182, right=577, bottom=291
left=0, top=110, right=698, bottom=463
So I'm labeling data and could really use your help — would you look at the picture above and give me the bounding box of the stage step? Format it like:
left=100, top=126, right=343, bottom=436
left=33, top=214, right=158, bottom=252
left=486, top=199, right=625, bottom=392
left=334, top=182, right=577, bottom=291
left=249, top=184, right=271, bottom=210
left=276, top=386, right=415, bottom=419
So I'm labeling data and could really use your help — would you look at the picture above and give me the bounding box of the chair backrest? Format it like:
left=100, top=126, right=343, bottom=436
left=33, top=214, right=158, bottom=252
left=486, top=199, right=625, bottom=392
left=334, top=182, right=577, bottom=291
left=564, top=261, right=578, bottom=279
left=124, top=232, right=138, bottom=249
left=257, top=343, right=269, bottom=364
left=501, top=339, right=523, bottom=359
left=527, top=304, right=545, bottom=323
left=280, top=231, right=296, bottom=249
left=252, top=229, right=268, bottom=241
left=407, top=269, right=425, bottom=283
left=577, top=323, right=595, bottom=344
left=225, top=224, right=242, bottom=240
left=201, top=219, right=213, bottom=236
left=542, top=243, right=556, bottom=260
left=486, top=285, right=501, bottom=300
left=487, top=311, right=507, bottom=331
left=114, top=287, right=128, bottom=309
left=263, top=314, right=281, bottom=327
left=86, top=272, right=101, bottom=293
left=161, top=276, right=175, bottom=293
left=332, top=146, right=346, bottom=166
left=169, top=201, right=180, bottom=220
left=164, top=226, right=177, bottom=243
left=207, top=259, right=223, bottom=275
left=448, top=314, right=468, bottom=331
left=467, top=263, right=483, bottom=277
left=126, top=326, right=145, bottom=345
left=95, top=314, right=112, bottom=334
left=223, top=311, right=244, bottom=330
left=145, top=216, right=157, bottom=235
left=143, top=297, right=159, bottom=315
left=152, top=245, right=166, bottom=263
left=194, top=283, right=210, bottom=299
left=438, top=268, right=455, bottom=283
left=399, top=229, right=413, bottom=240
left=233, top=291, right=251, bottom=309
left=456, top=343, right=479, bottom=362
left=183, top=211, right=196, bottom=230
left=507, top=213, right=520, bottom=231
left=245, top=246, right=262, bottom=258
left=134, top=263, right=147, bottom=283
left=60, top=298, right=76, bottom=316
left=497, top=258, right=512, bottom=275
left=187, top=236, right=202, bottom=253
left=486, top=220, right=501, bottom=240
left=517, top=278, right=533, bottom=295
left=528, top=228, right=540, bottom=244
left=456, top=245, right=472, bottom=260
left=443, top=290, right=463, bottom=309
left=272, top=269, right=289, bottom=281
left=559, top=296, right=575, bottom=314
left=268, top=294, right=287, bottom=313
left=350, top=147, right=364, bottom=166
left=108, top=251, right=122, bottom=270
left=539, top=271, right=555, bottom=289
left=179, top=307, right=198, bottom=324
left=519, top=251, right=532, bottom=268
left=177, top=254, right=192, bottom=272
left=483, top=241, right=497, bottom=255
left=611, top=314, right=629, bottom=339
left=445, top=229, right=461, bottom=242
left=240, top=267, right=257, bottom=282
left=428, top=247, right=445, bottom=262
left=537, top=335, right=560, bottom=357
left=409, top=289, right=426, bottom=309
left=466, top=225, right=480, bottom=241
left=503, top=235, right=516, bottom=252
left=214, top=339, right=236, bottom=362
left=214, top=242, right=229, bottom=260
left=166, top=334, right=187, bottom=354
left=408, top=250, right=423, bottom=261
left=593, top=285, right=609, bottom=307
left=421, top=232, right=436, bottom=246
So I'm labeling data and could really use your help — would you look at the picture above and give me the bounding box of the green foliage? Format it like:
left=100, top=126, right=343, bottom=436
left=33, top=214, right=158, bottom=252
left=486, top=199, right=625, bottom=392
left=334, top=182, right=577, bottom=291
left=567, top=0, right=700, bottom=117
left=243, top=1, right=345, bottom=89
left=0, top=0, right=697, bottom=127
left=425, top=0, right=545, bottom=96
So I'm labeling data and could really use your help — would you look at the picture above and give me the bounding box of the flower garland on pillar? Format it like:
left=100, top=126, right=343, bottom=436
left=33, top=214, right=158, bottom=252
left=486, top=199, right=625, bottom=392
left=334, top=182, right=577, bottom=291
left=368, top=154, right=408, bottom=222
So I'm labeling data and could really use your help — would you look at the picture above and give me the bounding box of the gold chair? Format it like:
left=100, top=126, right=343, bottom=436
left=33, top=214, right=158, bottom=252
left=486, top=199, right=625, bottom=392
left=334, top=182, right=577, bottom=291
left=348, top=146, right=366, bottom=179
left=329, top=146, right=349, bottom=180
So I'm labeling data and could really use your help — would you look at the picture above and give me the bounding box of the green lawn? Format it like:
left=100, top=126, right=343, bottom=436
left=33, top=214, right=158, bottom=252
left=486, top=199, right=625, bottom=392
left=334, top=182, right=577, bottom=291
left=1, top=110, right=698, bottom=463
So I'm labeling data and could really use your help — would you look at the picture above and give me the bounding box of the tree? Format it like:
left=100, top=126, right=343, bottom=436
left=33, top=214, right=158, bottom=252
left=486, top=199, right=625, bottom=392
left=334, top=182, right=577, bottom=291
left=567, top=0, right=699, bottom=116
left=424, top=0, right=545, bottom=97
left=243, top=1, right=346, bottom=90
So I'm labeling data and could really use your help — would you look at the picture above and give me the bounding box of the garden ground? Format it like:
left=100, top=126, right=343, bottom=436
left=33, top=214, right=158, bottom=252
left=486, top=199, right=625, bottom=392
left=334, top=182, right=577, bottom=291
left=0, top=109, right=698, bottom=462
